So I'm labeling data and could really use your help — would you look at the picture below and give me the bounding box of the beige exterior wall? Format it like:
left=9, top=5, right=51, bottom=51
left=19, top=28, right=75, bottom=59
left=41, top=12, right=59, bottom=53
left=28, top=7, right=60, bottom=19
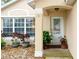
left=36, top=0, right=66, bottom=8
left=43, top=16, right=50, bottom=32
left=43, top=10, right=67, bottom=35
left=1, top=0, right=35, bottom=17
left=66, top=2, right=77, bottom=59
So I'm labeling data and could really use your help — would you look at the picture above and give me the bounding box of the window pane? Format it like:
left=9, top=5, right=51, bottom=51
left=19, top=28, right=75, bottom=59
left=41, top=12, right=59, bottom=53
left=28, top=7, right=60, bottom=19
left=3, top=18, right=13, bottom=28
left=27, top=32, right=35, bottom=36
left=15, top=28, right=24, bottom=34
left=26, top=23, right=32, bottom=27
left=3, top=18, right=13, bottom=37
left=3, top=28, right=13, bottom=36
left=26, top=18, right=35, bottom=37
left=54, top=19, right=60, bottom=31
left=15, top=18, right=24, bottom=28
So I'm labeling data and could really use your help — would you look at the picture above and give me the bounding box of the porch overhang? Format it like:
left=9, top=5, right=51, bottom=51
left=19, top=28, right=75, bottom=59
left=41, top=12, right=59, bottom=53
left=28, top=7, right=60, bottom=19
left=44, top=5, right=72, bottom=10
left=43, top=5, right=72, bottom=16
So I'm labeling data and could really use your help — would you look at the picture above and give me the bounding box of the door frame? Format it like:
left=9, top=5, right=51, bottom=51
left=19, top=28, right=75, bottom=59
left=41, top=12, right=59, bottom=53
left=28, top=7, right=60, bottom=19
left=50, top=16, right=64, bottom=45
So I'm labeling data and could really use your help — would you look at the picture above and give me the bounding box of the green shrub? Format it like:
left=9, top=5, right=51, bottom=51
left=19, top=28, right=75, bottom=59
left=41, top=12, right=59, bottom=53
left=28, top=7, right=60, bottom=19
left=1, top=38, right=6, bottom=48
left=43, top=31, right=52, bottom=44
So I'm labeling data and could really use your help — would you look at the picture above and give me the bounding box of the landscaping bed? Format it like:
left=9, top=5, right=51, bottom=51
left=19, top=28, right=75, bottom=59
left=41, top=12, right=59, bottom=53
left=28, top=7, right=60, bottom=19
left=1, top=45, right=44, bottom=59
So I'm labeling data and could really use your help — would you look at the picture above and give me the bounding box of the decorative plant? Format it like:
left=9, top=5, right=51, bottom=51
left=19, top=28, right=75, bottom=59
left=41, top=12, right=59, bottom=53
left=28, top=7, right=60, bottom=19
left=21, top=33, right=30, bottom=48
left=11, top=39, right=20, bottom=48
left=60, top=36, right=68, bottom=49
left=12, top=32, right=30, bottom=48
left=1, top=38, right=6, bottom=49
left=24, top=33, right=30, bottom=41
left=43, top=31, right=52, bottom=45
left=12, top=32, right=18, bottom=38
left=1, top=33, right=6, bottom=37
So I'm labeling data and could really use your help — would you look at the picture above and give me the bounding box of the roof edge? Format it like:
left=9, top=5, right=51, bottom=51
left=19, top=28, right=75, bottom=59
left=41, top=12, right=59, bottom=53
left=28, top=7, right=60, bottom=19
left=1, top=0, right=18, bottom=9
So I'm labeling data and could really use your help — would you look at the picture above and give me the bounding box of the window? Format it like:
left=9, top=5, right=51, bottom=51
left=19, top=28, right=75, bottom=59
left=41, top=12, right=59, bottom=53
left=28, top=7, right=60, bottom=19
left=2, top=17, right=35, bottom=37
left=15, top=18, right=24, bottom=34
left=54, top=18, right=60, bottom=31
left=26, top=18, right=35, bottom=36
left=26, top=28, right=35, bottom=36
left=3, top=18, right=13, bottom=36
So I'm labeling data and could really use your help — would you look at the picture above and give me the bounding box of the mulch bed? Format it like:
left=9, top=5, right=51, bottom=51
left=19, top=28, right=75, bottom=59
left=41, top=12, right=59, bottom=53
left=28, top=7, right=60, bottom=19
left=1, top=45, right=45, bottom=59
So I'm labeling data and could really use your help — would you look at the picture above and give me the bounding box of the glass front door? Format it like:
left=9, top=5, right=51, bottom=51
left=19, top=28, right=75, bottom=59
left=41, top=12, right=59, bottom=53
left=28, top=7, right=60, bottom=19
left=51, top=17, right=64, bottom=45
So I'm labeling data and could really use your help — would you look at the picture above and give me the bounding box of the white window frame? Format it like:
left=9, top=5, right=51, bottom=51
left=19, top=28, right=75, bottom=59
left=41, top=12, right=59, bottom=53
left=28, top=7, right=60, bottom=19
left=2, top=17, right=35, bottom=37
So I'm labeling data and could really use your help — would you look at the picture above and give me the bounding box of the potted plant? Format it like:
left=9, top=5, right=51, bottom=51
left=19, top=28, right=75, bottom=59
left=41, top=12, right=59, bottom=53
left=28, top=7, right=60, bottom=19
left=21, top=33, right=30, bottom=48
left=11, top=39, right=20, bottom=48
left=43, top=31, right=52, bottom=49
left=60, top=36, right=68, bottom=49
left=1, top=38, right=6, bottom=49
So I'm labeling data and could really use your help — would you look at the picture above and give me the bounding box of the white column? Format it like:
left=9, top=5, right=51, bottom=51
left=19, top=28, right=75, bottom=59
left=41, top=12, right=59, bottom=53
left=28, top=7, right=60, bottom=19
left=24, top=18, right=26, bottom=34
left=13, top=18, right=15, bottom=33
left=34, top=8, right=43, bottom=57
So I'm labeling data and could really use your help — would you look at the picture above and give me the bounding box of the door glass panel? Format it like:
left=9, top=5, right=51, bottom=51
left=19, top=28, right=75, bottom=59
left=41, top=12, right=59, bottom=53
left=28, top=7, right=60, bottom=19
left=54, top=18, right=60, bottom=34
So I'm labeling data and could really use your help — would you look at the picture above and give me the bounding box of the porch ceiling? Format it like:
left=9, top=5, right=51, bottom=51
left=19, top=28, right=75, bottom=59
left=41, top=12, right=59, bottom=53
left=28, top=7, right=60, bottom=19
left=44, top=5, right=72, bottom=11
left=43, top=5, right=72, bottom=16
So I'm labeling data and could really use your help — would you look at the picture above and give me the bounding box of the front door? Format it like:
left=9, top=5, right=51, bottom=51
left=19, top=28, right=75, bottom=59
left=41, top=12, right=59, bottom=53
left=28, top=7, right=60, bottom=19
left=51, top=17, right=64, bottom=45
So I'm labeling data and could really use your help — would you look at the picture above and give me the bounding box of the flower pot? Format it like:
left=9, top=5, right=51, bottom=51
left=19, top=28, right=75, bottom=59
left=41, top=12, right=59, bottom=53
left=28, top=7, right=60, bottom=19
left=60, top=37, right=68, bottom=49
left=12, top=42, right=20, bottom=48
left=61, top=44, right=68, bottom=49
left=22, top=42, right=30, bottom=48
left=12, top=44, right=19, bottom=48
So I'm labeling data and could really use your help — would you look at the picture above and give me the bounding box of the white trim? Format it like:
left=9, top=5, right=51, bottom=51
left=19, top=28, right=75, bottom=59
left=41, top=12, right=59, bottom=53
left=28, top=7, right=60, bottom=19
left=13, top=18, right=15, bottom=32
left=26, top=0, right=34, bottom=3
left=24, top=18, right=26, bottom=34
left=60, top=17, right=64, bottom=38
left=1, top=0, right=17, bottom=9
left=1, top=16, right=35, bottom=17
left=34, top=50, right=43, bottom=57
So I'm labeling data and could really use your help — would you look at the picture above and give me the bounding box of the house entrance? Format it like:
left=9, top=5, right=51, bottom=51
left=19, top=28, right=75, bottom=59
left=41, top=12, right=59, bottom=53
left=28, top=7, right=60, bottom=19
left=51, top=17, right=64, bottom=45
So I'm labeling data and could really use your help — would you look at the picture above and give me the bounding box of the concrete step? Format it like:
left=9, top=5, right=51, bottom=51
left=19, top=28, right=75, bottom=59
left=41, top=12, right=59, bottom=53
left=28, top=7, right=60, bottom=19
left=46, top=57, right=72, bottom=59
left=44, top=49, right=73, bottom=59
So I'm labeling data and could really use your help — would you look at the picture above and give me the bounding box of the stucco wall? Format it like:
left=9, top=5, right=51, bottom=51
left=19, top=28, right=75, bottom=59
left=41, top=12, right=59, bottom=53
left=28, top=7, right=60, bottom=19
left=43, top=16, right=50, bottom=32
left=43, top=10, right=67, bottom=35
left=36, top=0, right=66, bottom=8
left=1, top=0, right=35, bottom=17
left=66, top=2, right=77, bottom=59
